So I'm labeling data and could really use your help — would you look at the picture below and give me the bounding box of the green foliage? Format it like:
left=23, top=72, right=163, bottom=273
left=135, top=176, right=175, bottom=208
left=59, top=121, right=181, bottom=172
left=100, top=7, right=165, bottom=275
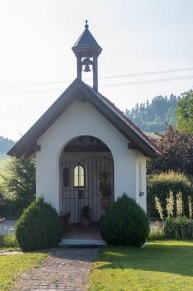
left=176, top=89, right=193, bottom=133
left=154, top=189, right=193, bottom=240
left=147, top=125, right=193, bottom=176
left=15, top=198, right=63, bottom=251
left=0, top=199, right=24, bottom=219
left=1, top=157, right=35, bottom=218
left=164, top=217, right=193, bottom=240
left=125, top=94, right=180, bottom=132
left=0, top=234, right=18, bottom=248
left=148, top=228, right=165, bottom=241
left=147, top=171, right=193, bottom=218
left=100, top=194, right=150, bottom=247
left=0, top=155, right=9, bottom=172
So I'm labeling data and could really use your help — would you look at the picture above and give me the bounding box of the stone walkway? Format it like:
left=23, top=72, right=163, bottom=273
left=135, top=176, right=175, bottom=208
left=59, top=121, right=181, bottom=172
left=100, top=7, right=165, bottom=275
left=12, top=246, right=100, bottom=291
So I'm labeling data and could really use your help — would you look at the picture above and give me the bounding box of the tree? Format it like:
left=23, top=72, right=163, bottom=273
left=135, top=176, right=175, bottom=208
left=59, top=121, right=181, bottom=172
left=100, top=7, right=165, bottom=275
left=147, top=125, right=193, bottom=176
left=1, top=157, right=35, bottom=217
left=176, top=89, right=193, bottom=133
left=125, top=94, right=180, bottom=132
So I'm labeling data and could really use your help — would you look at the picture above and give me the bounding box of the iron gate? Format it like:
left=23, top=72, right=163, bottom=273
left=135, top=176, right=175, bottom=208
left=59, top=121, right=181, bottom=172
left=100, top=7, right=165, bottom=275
left=61, top=156, right=114, bottom=224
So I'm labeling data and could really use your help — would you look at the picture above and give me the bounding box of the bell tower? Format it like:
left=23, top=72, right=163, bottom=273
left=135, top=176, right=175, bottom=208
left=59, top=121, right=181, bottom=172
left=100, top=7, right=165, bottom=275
left=72, top=21, right=102, bottom=92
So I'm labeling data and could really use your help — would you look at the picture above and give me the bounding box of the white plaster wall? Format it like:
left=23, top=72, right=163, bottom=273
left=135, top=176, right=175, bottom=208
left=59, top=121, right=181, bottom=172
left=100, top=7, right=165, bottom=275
left=36, top=99, right=147, bottom=211
left=135, top=152, right=147, bottom=211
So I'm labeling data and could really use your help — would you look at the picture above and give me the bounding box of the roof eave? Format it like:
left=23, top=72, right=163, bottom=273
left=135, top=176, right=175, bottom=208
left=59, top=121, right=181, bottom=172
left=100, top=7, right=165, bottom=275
left=7, top=78, right=162, bottom=159
left=7, top=79, right=82, bottom=158
left=76, top=84, right=162, bottom=158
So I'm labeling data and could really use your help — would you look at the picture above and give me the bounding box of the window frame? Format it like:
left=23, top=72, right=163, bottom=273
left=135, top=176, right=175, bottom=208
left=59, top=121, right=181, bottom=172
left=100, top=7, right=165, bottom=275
left=73, top=164, right=86, bottom=188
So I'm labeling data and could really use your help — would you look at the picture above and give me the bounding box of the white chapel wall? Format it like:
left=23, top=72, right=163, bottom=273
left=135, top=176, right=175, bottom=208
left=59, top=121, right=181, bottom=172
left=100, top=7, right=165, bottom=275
left=36, top=100, right=147, bottom=211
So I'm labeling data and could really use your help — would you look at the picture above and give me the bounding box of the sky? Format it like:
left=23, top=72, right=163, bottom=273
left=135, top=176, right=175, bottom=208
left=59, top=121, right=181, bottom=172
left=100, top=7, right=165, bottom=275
left=0, top=0, right=193, bottom=141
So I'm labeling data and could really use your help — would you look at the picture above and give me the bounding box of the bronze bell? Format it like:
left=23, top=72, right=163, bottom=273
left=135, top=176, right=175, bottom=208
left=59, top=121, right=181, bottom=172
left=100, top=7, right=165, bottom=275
left=82, top=57, right=92, bottom=72
left=84, top=63, right=91, bottom=72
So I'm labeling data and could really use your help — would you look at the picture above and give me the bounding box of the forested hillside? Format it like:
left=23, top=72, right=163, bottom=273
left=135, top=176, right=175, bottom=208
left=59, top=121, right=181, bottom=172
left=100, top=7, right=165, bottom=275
left=0, top=136, right=15, bottom=154
left=125, top=94, right=180, bottom=132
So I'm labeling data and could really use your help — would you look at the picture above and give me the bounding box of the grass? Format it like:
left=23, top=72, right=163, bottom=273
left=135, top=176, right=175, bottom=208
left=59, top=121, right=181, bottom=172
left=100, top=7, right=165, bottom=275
left=89, top=240, right=193, bottom=291
left=0, top=251, right=48, bottom=290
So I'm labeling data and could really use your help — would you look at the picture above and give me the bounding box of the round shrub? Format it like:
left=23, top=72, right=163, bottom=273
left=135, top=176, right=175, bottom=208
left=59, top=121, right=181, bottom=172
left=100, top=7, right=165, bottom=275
left=15, top=197, right=63, bottom=251
left=147, top=171, right=193, bottom=219
left=100, top=194, right=150, bottom=247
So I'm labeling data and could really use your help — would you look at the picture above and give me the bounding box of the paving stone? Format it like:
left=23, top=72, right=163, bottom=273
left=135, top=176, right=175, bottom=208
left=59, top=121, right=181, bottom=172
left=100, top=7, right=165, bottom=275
left=12, top=247, right=100, bottom=291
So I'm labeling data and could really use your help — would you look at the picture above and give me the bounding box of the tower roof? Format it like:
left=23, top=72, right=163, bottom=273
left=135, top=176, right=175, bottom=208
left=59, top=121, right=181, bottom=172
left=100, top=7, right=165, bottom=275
left=72, top=21, right=102, bottom=56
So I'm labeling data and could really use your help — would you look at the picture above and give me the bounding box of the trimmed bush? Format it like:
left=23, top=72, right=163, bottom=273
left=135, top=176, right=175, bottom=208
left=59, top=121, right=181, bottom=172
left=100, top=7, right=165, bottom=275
left=164, top=216, right=193, bottom=240
left=15, top=198, right=63, bottom=251
left=147, top=171, right=193, bottom=218
left=100, top=194, right=150, bottom=247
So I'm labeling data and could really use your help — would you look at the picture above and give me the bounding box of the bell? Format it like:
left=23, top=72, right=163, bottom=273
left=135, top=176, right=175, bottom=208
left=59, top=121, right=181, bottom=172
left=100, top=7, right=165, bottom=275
left=82, top=57, right=92, bottom=72
left=84, top=63, right=91, bottom=72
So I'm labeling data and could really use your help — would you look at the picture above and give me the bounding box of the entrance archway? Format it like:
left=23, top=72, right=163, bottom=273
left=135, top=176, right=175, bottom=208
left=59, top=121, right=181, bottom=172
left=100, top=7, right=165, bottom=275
left=59, top=136, right=114, bottom=226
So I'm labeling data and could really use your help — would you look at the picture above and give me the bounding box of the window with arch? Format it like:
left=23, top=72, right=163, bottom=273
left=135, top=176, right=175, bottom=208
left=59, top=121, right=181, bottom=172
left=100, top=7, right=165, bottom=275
left=74, top=164, right=86, bottom=187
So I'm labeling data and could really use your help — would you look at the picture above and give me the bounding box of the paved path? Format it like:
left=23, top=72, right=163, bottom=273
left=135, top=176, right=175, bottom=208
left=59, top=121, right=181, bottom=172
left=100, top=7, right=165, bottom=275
left=12, top=247, right=100, bottom=291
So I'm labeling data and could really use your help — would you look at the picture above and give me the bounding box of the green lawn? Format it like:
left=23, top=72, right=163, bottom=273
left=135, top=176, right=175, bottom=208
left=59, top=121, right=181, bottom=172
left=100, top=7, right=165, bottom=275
left=0, top=252, right=48, bottom=290
left=89, top=240, right=193, bottom=291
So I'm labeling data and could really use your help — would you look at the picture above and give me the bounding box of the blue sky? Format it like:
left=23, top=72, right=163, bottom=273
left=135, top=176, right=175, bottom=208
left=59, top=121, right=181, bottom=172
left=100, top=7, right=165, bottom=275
left=0, top=0, right=193, bottom=140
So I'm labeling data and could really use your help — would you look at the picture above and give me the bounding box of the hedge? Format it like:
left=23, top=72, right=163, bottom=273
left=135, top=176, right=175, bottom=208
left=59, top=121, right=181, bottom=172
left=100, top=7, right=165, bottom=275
left=147, top=171, right=193, bottom=219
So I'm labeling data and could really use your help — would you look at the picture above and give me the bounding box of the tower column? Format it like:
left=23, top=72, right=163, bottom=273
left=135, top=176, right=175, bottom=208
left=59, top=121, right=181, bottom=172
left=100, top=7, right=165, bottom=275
left=93, top=55, right=98, bottom=92
left=77, top=56, right=82, bottom=79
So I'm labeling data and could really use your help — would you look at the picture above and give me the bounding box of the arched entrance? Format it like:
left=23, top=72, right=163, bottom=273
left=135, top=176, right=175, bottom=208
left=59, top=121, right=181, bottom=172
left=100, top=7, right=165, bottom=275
left=59, top=136, right=114, bottom=227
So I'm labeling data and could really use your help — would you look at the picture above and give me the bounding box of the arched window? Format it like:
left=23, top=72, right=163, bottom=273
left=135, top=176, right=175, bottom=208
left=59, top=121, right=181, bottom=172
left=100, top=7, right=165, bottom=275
left=74, top=164, right=86, bottom=187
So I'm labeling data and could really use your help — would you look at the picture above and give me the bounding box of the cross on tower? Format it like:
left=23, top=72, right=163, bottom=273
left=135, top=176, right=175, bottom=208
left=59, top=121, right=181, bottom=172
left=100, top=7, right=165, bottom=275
left=85, top=20, right=89, bottom=29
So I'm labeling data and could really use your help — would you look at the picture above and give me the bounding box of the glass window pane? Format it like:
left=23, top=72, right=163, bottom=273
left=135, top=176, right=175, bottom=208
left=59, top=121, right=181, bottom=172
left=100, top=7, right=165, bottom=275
left=74, top=165, right=85, bottom=187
